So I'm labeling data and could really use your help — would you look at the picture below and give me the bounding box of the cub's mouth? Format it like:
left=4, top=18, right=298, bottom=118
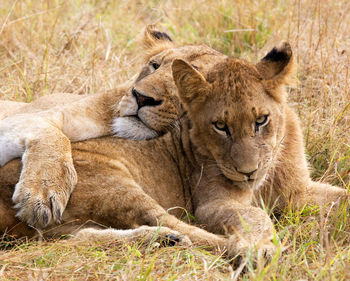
left=218, top=164, right=247, bottom=182
left=224, top=176, right=263, bottom=190
left=218, top=164, right=265, bottom=190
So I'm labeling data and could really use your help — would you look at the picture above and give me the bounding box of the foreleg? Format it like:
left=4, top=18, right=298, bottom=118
left=65, top=183, right=227, bottom=254
left=195, top=199, right=276, bottom=262
left=0, top=91, right=120, bottom=228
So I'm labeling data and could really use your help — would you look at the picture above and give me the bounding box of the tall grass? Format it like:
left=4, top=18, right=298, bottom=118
left=0, top=0, right=349, bottom=279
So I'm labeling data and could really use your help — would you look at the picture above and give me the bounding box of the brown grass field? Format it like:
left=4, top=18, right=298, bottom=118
left=0, top=0, right=349, bottom=280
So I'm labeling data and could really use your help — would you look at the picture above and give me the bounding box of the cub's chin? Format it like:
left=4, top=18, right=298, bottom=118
left=112, top=116, right=159, bottom=140
left=230, top=179, right=266, bottom=190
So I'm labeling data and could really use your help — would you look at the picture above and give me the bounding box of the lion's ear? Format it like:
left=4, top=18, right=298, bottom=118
left=256, top=42, right=295, bottom=99
left=172, top=59, right=210, bottom=108
left=142, top=25, right=174, bottom=60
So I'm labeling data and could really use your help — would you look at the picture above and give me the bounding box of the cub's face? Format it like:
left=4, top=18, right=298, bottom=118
left=113, top=29, right=225, bottom=140
left=173, top=43, right=294, bottom=190
left=194, top=60, right=285, bottom=190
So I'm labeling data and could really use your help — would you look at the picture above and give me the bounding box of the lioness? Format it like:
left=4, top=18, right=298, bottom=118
left=1, top=37, right=348, bottom=261
left=0, top=26, right=224, bottom=228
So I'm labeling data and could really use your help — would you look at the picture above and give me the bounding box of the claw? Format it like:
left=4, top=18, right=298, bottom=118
left=49, top=195, right=54, bottom=214
left=50, top=195, right=63, bottom=224
left=56, top=207, right=62, bottom=223
left=164, top=234, right=181, bottom=246
left=233, top=254, right=242, bottom=269
left=41, top=209, right=49, bottom=227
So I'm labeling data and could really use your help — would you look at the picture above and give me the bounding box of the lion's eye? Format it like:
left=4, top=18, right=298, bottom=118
left=150, top=61, right=160, bottom=71
left=213, top=121, right=230, bottom=136
left=255, top=115, right=269, bottom=132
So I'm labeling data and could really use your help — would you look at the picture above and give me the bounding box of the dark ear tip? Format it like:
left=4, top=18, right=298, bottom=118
left=263, top=42, right=292, bottom=63
left=151, top=30, right=173, bottom=42
left=278, top=41, right=292, bottom=55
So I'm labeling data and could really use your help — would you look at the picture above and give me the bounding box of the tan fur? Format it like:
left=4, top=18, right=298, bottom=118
left=0, top=34, right=347, bottom=262
left=0, top=101, right=27, bottom=120
left=0, top=89, right=125, bottom=227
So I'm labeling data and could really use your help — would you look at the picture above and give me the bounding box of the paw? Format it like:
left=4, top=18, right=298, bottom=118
left=163, top=233, right=182, bottom=246
left=157, top=230, right=192, bottom=247
left=228, top=235, right=277, bottom=269
left=12, top=157, right=77, bottom=228
left=137, top=226, right=192, bottom=247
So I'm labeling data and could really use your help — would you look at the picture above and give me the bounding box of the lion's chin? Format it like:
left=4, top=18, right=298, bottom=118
left=112, top=116, right=159, bottom=140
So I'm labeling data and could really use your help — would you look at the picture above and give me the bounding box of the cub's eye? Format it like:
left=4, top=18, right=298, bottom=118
left=213, top=121, right=230, bottom=136
left=214, top=121, right=226, bottom=130
left=255, top=115, right=269, bottom=132
left=256, top=115, right=268, bottom=125
left=150, top=61, right=160, bottom=71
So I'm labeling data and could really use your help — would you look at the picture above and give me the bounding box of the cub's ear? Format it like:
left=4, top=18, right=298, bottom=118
left=172, top=59, right=210, bottom=107
left=142, top=25, right=174, bottom=51
left=256, top=42, right=295, bottom=101
left=256, top=42, right=295, bottom=82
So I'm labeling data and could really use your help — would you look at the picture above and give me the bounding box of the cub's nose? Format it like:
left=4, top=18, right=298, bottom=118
left=132, top=88, right=162, bottom=109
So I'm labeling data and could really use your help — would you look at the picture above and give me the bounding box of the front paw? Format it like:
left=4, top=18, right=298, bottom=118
left=143, top=226, right=193, bottom=247
left=228, top=234, right=277, bottom=269
left=12, top=157, right=77, bottom=228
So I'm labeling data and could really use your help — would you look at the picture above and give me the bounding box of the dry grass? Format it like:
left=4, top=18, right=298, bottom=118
left=0, top=0, right=349, bottom=280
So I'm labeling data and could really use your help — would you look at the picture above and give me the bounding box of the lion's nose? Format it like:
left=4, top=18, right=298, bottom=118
left=132, top=88, right=162, bottom=109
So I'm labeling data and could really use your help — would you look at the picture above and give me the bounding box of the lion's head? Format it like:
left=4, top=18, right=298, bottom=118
left=113, top=26, right=225, bottom=140
left=172, top=42, right=295, bottom=190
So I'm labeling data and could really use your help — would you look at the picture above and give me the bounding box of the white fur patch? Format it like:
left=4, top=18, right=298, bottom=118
left=0, top=114, right=56, bottom=166
left=112, top=117, right=158, bottom=140
left=114, top=93, right=159, bottom=140
left=0, top=117, right=28, bottom=166
left=0, top=136, right=23, bottom=166
left=79, top=227, right=143, bottom=238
